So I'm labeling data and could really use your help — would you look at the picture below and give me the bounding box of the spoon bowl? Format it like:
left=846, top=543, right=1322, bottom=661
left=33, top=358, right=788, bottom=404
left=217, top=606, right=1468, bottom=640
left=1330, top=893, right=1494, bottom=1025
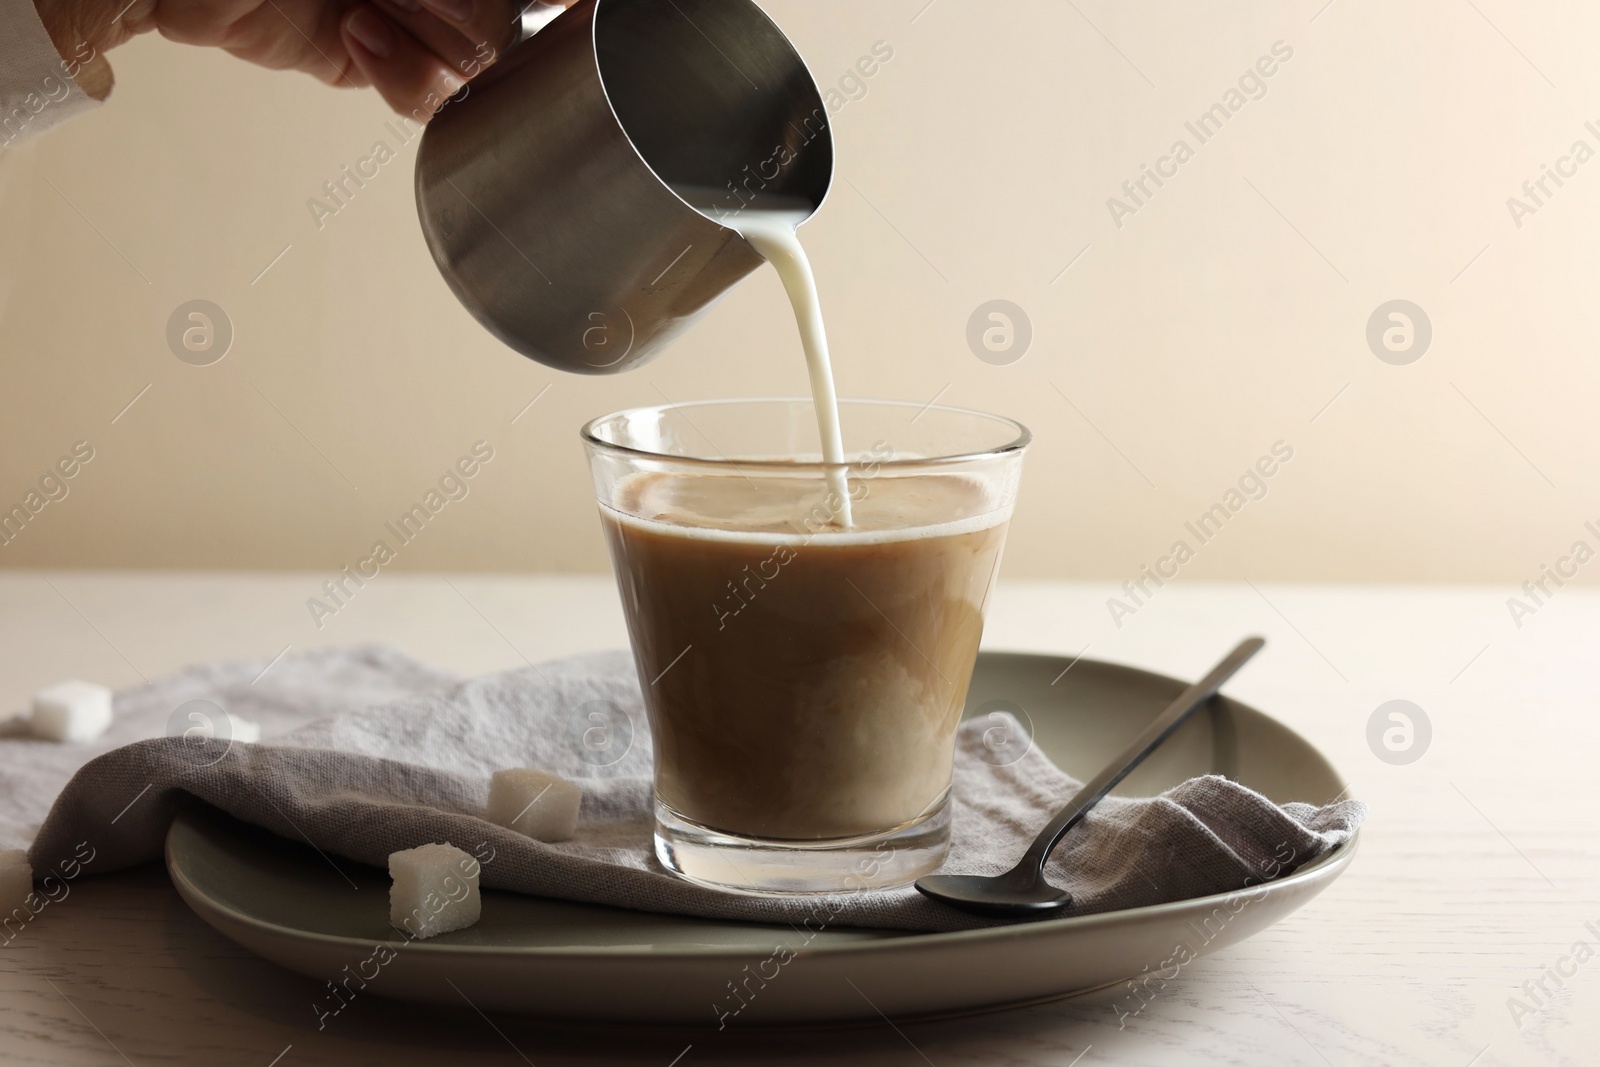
left=914, top=873, right=1072, bottom=917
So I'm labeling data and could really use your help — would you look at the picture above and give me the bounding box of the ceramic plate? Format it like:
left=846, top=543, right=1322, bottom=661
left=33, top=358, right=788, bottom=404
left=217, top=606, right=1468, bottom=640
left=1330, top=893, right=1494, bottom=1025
left=165, top=651, right=1357, bottom=1025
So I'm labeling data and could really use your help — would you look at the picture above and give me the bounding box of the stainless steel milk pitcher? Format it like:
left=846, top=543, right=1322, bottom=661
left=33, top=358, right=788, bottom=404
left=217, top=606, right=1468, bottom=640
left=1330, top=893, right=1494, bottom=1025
left=415, top=0, right=834, bottom=374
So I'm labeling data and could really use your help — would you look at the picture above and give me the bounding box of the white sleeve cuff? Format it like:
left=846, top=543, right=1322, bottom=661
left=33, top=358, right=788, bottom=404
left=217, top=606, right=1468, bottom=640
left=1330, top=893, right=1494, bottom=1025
left=0, top=0, right=100, bottom=149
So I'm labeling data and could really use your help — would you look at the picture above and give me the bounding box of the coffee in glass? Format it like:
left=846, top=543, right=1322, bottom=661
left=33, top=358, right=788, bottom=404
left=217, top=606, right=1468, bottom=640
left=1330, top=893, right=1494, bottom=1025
left=583, top=398, right=1029, bottom=894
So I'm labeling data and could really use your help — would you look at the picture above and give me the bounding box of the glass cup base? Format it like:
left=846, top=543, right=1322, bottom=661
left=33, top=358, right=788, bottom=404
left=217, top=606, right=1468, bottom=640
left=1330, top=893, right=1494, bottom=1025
left=653, top=795, right=951, bottom=896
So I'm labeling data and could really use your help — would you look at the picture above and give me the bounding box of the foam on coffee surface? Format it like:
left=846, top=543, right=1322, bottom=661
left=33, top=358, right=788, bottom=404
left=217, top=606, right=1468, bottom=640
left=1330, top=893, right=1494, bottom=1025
left=610, top=470, right=1009, bottom=545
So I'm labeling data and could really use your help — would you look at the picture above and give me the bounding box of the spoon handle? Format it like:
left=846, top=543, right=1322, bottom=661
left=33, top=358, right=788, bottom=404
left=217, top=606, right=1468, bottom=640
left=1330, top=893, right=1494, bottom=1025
left=1016, top=636, right=1267, bottom=875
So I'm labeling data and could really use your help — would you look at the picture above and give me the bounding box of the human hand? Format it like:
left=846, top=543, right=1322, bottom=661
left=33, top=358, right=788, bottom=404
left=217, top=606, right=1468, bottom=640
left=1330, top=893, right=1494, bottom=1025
left=32, top=0, right=533, bottom=121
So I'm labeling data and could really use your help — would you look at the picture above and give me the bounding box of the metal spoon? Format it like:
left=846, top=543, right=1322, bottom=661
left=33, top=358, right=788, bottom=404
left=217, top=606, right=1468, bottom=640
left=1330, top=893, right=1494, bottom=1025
left=915, top=636, right=1267, bottom=918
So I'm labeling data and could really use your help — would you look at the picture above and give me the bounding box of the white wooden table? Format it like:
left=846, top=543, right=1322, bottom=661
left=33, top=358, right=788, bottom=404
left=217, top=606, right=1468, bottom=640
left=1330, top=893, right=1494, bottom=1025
left=0, top=573, right=1594, bottom=1066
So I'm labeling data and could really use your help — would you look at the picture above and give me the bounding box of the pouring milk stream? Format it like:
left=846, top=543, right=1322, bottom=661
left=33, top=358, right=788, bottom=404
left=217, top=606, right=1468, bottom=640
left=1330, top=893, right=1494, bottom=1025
left=681, top=193, right=854, bottom=526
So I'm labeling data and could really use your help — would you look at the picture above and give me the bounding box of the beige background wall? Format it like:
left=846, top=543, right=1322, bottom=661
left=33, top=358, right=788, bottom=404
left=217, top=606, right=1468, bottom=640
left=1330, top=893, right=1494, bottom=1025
left=0, top=0, right=1595, bottom=584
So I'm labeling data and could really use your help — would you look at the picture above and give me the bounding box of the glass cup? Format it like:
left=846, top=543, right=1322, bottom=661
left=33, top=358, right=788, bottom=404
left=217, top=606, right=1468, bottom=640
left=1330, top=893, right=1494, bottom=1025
left=582, top=398, right=1030, bottom=895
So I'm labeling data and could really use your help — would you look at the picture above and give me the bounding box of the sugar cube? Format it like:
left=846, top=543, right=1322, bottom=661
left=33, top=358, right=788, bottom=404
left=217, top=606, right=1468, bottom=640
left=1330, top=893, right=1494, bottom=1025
left=228, top=714, right=261, bottom=744
left=486, top=768, right=581, bottom=842
left=388, top=843, right=480, bottom=939
left=30, top=681, right=113, bottom=743
left=0, top=850, right=33, bottom=914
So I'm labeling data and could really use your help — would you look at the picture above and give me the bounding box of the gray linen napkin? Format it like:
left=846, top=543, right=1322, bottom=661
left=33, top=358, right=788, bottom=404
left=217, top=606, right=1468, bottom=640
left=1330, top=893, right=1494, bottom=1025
left=20, top=646, right=1366, bottom=932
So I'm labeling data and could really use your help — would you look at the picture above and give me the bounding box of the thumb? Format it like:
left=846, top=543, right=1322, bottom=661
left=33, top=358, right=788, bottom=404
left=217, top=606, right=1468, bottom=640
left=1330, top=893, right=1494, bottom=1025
left=67, top=48, right=115, bottom=101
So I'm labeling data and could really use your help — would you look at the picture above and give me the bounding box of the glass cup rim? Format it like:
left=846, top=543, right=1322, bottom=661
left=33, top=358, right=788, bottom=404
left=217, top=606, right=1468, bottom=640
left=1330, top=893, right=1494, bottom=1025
left=580, top=396, right=1032, bottom=471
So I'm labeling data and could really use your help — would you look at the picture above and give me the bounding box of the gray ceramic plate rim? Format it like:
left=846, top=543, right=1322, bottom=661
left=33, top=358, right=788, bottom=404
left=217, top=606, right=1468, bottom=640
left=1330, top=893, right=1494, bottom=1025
left=167, top=831, right=1358, bottom=961
left=164, top=650, right=1359, bottom=963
